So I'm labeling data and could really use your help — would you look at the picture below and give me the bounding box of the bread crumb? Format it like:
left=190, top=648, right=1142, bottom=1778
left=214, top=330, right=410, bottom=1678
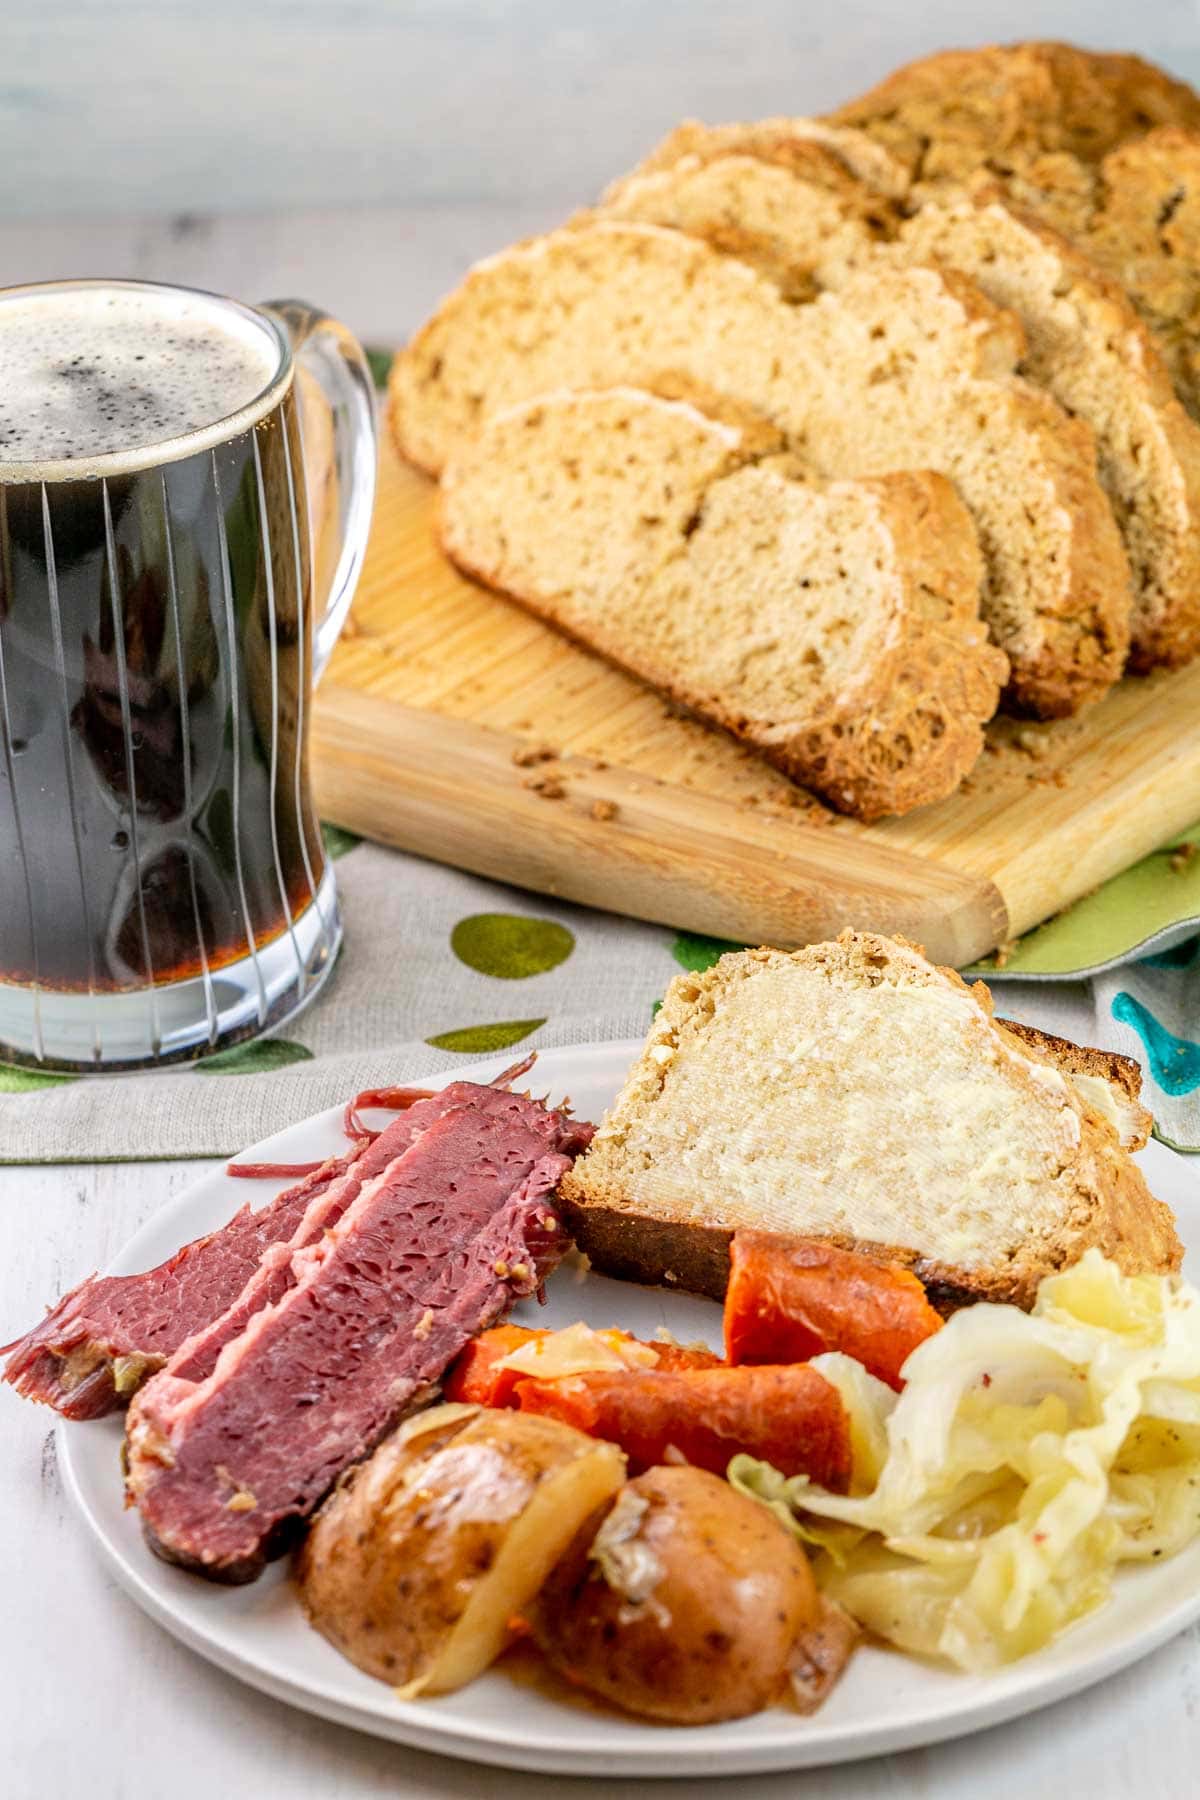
left=522, top=773, right=566, bottom=799
left=991, top=938, right=1020, bottom=970
left=1170, top=842, right=1198, bottom=873
left=512, top=742, right=557, bottom=767
left=590, top=798, right=619, bottom=822
left=1014, top=727, right=1053, bottom=760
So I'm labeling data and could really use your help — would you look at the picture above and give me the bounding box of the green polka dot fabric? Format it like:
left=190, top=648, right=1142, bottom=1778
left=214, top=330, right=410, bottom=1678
left=4, top=818, right=1200, bottom=1159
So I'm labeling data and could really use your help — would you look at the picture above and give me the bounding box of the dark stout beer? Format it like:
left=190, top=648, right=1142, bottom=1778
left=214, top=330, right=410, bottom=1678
left=0, top=282, right=370, bottom=1066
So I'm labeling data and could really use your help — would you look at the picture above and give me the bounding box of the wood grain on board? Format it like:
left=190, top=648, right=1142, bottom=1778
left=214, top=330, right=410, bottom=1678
left=312, top=428, right=1200, bottom=966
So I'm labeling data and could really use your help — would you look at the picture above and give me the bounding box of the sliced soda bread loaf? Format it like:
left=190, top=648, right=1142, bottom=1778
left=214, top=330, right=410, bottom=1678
left=437, top=387, right=1005, bottom=819
left=556, top=933, right=1181, bottom=1309
left=595, top=136, right=1200, bottom=672
left=827, top=42, right=1200, bottom=198
left=391, top=221, right=1131, bottom=715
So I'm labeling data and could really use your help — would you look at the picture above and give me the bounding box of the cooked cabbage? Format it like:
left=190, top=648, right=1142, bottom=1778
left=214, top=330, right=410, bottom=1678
left=494, top=1321, right=659, bottom=1379
left=730, top=1251, right=1200, bottom=1670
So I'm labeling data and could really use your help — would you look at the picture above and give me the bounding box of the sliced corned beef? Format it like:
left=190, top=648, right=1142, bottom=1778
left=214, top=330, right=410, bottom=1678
left=2, top=1073, right=550, bottom=1418
left=2, top=1153, right=351, bottom=1420
left=126, top=1089, right=586, bottom=1583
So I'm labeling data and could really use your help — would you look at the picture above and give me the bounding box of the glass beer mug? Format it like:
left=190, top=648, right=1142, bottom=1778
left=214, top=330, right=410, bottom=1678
left=0, top=279, right=376, bottom=1070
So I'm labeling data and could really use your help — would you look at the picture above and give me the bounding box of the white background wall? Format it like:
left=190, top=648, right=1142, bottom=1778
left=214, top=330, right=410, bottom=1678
left=7, top=1, right=1200, bottom=221
left=1, top=2, right=1198, bottom=342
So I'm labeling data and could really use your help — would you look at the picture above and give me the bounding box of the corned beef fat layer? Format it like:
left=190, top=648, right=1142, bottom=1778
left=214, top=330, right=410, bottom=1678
left=2, top=1080, right=526, bottom=1419
left=126, top=1090, right=587, bottom=1583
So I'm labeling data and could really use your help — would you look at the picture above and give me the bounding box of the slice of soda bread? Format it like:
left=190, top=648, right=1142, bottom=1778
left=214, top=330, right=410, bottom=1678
left=556, top=932, right=1180, bottom=1310
left=895, top=195, right=1200, bottom=671
left=390, top=221, right=1131, bottom=715
left=613, top=114, right=911, bottom=199
left=438, top=387, right=1004, bottom=819
left=1002, top=129, right=1200, bottom=425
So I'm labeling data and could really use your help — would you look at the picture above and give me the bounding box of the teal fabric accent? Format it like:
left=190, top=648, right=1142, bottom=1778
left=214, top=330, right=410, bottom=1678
left=1141, top=937, right=1200, bottom=972
left=1111, top=992, right=1200, bottom=1096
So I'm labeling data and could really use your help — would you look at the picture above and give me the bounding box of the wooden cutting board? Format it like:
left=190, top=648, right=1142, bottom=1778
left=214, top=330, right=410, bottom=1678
left=312, top=425, right=1200, bottom=967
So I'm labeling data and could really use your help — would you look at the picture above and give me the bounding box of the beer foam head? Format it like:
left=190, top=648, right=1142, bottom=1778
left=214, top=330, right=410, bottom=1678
left=0, top=283, right=281, bottom=463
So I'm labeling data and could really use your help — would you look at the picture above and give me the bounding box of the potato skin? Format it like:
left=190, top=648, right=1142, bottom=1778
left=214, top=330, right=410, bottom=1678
left=532, top=1465, right=818, bottom=1724
left=297, top=1404, right=625, bottom=1693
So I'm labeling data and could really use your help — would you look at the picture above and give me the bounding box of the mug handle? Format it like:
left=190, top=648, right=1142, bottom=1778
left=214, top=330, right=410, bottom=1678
left=262, top=300, right=377, bottom=679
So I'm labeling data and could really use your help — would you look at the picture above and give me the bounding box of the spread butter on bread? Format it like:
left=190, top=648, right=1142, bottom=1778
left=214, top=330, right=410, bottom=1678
left=556, top=933, right=1180, bottom=1310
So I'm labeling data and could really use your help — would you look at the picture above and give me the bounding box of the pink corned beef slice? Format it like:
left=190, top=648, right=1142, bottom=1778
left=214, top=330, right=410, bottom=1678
left=2, top=1063, right=577, bottom=1419
left=125, top=1085, right=588, bottom=1582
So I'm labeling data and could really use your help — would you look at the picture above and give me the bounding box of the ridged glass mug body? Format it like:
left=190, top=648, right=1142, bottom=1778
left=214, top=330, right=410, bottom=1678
left=0, top=282, right=376, bottom=1070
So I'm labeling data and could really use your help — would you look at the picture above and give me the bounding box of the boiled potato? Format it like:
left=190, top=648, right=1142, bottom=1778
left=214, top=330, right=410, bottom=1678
left=532, top=1465, right=818, bottom=1723
left=296, top=1403, right=626, bottom=1695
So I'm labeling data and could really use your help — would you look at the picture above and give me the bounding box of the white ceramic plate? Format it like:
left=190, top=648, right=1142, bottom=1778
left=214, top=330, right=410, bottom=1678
left=58, top=1040, right=1200, bottom=1778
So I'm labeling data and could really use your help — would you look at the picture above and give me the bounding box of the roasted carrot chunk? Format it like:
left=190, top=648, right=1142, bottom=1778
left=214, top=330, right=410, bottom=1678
left=443, top=1324, right=719, bottom=1408
left=724, top=1230, right=942, bottom=1390
left=516, top=1363, right=852, bottom=1492
left=442, top=1324, right=543, bottom=1407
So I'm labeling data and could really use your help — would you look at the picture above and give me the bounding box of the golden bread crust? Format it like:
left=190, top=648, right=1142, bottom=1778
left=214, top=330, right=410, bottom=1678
left=827, top=41, right=1200, bottom=189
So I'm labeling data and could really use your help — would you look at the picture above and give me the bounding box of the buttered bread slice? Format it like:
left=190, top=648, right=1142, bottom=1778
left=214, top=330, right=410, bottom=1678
left=392, top=221, right=1130, bottom=715
left=557, top=933, right=1180, bottom=1309
left=438, top=388, right=1004, bottom=819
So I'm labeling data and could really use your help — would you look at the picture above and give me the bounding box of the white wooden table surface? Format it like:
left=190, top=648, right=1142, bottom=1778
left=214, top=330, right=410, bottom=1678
left=2, top=204, right=1200, bottom=1800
